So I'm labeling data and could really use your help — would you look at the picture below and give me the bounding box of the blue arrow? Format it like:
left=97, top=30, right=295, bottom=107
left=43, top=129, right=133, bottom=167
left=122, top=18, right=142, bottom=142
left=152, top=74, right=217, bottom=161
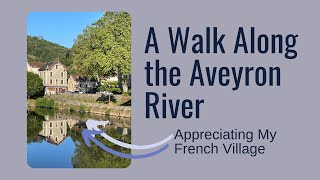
left=82, top=129, right=169, bottom=159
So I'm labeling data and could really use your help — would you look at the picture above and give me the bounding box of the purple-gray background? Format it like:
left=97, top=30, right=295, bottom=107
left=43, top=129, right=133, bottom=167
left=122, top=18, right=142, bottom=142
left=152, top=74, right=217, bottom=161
left=0, top=0, right=319, bottom=179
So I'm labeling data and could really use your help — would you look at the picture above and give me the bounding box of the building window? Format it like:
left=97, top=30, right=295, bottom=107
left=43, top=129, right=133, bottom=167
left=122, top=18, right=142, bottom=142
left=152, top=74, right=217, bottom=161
left=61, top=72, right=64, bottom=77
left=61, top=122, right=63, bottom=126
left=50, top=130, right=53, bottom=135
left=44, top=72, right=46, bottom=77
left=50, top=79, right=53, bottom=85
left=56, top=79, right=58, bottom=85
left=56, top=65, right=58, bottom=69
left=49, top=122, right=52, bottom=127
left=55, top=137, right=58, bottom=141
left=50, top=72, right=52, bottom=77
left=61, top=80, right=64, bottom=85
left=60, top=129, right=63, bottom=134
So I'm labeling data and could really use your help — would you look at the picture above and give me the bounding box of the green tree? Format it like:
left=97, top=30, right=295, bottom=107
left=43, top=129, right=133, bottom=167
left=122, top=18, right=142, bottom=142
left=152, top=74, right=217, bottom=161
left=27, top=72, right=44, bottom=99
left=71, top=12, right=131, bottom=92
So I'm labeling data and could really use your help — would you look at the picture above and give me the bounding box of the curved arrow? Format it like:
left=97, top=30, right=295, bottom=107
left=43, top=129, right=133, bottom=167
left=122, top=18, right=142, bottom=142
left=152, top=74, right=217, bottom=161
left=82, top=129, right=169, bottom=159
left=86, top=119, right=173, bottom=150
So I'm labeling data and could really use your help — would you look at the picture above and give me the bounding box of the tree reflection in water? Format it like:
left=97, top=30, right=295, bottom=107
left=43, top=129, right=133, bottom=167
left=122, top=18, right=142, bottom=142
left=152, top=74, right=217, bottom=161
left=27, top=111, right=44, bottom=143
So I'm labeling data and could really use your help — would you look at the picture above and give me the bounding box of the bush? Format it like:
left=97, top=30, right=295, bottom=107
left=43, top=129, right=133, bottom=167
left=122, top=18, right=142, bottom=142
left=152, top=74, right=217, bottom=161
left=108, top=88, right=122, bottom=94
left=35, top=97, right=55, bottom=108
left=98, top=81, right=122, bottom=94
left=79, top=104, right=86, bottom=114
left=97, top=86, right=105, bottom=92
left=104, top=81, right=118, bottom=88
left=27, top=72, right=44, bottom=99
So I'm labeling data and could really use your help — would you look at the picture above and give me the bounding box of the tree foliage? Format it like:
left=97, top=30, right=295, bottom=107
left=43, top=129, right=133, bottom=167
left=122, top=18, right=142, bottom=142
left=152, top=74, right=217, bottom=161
left=27, top=36, right=72, bottom=67
left=71, top=128, right=131, bottom=168
left=71, top=12, right=131, bottom=91
left=27, top=111, right=44, bottom=142
left=27, top=72, right=44, bottom=99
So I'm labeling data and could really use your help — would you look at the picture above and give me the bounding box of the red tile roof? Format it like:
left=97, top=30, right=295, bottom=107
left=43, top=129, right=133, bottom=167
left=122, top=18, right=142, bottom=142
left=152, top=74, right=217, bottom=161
left=28, top=61, right=46, bottom=68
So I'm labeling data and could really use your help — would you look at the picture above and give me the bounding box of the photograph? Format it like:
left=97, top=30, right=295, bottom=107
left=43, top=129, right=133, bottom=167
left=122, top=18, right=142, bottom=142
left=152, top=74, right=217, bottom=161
left=26, top=12, right=132, bottom=168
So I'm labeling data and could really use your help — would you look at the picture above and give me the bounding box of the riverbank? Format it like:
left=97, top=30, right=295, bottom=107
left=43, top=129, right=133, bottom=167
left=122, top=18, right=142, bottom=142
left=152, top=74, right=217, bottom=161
left=27, top=94, right=131, bottom=118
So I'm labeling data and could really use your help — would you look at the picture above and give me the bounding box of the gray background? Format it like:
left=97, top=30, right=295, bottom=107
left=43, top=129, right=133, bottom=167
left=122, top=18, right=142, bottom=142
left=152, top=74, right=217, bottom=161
left=0, top=0, right=319, bottom=179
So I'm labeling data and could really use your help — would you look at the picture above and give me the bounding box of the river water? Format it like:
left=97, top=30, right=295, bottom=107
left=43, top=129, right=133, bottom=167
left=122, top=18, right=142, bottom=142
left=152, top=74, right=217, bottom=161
left=27, top=108, right=131, bottom=168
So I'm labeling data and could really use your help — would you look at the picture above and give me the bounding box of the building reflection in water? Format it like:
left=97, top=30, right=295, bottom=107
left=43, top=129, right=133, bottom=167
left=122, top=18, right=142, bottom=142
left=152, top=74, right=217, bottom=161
left=39, top=114, right=80, bottom=145
left=37, top=113, right=131, bottom=145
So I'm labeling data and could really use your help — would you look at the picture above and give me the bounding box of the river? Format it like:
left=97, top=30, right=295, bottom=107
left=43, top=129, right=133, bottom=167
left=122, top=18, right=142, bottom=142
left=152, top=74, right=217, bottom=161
left=27, top=107, right=131, bottom=168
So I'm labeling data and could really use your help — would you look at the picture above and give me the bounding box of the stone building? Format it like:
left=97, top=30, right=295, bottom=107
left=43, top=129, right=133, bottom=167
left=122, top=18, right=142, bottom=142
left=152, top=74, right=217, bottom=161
left=68, top=74, right=98, bottom=93
left=27, top=61, right=68, bottom=95
left=67, top=74, right=79, bottom=92
left=38, top=61, right=68, bottom=95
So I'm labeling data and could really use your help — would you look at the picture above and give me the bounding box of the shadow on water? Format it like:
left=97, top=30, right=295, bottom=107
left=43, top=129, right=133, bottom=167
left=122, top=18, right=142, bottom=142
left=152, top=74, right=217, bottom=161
left=27, top=107, right=131, bottom=168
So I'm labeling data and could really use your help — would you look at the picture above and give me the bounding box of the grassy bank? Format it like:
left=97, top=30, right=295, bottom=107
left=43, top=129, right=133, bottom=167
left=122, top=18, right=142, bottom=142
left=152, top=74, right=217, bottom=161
left=27, top=94, right=131, bottom=118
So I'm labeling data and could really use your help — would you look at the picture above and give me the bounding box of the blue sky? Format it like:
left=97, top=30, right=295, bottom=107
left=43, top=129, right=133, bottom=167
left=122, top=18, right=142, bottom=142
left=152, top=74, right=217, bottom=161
left=27, top=12, right=104, bottom=48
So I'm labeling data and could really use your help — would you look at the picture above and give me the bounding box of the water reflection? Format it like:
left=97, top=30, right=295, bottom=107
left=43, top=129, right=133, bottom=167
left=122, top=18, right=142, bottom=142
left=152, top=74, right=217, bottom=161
left=39, top=114, right=80, bottom=145
left=27, top=108, right=131, bottom=168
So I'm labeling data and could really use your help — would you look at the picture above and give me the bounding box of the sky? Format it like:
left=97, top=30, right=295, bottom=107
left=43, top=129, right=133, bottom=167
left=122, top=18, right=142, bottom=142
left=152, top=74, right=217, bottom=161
left=27, top=12, right=104, bottom=48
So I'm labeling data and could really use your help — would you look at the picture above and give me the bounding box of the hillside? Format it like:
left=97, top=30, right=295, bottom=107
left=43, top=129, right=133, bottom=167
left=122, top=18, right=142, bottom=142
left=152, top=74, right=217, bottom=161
left=27, top=36, right=72, bottom=67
